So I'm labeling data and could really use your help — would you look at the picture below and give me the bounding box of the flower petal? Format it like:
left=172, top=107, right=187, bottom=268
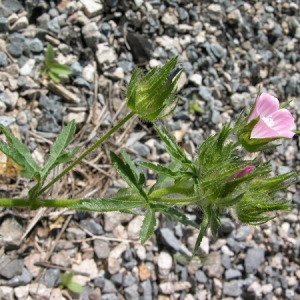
left=249, top=93, right=279, bottom=121
left=271, top=109, right=296, bottom=132
left=250, top=119, right=279, bottom=138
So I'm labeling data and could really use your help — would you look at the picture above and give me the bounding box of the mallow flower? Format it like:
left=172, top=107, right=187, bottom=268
left=248, top=93, right=295, bottom=139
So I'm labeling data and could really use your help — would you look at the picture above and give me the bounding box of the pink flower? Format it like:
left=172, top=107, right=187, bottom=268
left=248, top=93, right=295, bottom=139
left=229, top=166, right=256, bottom=180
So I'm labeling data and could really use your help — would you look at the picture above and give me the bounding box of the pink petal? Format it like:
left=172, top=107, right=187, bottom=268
left=249, top=93, right=279, bottom=121
left=271, top=109, right=296, bottom=132
left=250, top=119, right=279, bottom=138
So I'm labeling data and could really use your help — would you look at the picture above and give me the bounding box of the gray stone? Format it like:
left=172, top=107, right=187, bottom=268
left=133, top=141, right=150, bottom=157
left=101, top=294, right=118, bottom=300
left=71, top=61, right=83, bottom=76
left=233, top=225, right=251, bottom=241
left=221, top=254, right=232, bottom=269
left=48, top=17, right=60, bottom=34
left=160, top=228, right=181, bottom=251
left=94, top=239, right=110, bottom=259
left=82, top=22, right=101, bottom=49
left=0, top=52, right=8, bottom=67
left=141, top=280, right=152, bottom=300
left=102, top=279, right=117, bottom=293
left=245, top=247, right=265, bottom=273
left=96, top=43, right=118, bottom=70
left=0, top=257, right=23, bottom=279
left=0, top=267, right=32, bottom=287
left=195, top=270, right=207, bottom=283
left=29, top=38, right=44, bottom=53
left=225, top=268, right=242, bottom=280
left=124, top=284, right=139, bottom=300
left=123, top=274, right=136, bottom=287
left=0, top=17, right=8, bottom=33
left=40, top=268, right=60, bottom=288
left=223, top=280, right=243, bottom=297
left=203, top=252, right=224, bottom=278
left=2, top=0, right=23, bottom=12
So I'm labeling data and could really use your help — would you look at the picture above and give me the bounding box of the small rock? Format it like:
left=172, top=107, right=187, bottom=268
left=127, top=216, right=144, bottom=240
left=138, top=263, right=151, bottom=281
left=0, top=257, right=23, bottom=279
left=157, top=251, right=173, bottom=277
left=51, top=250, right=72, bottom=268
left=244, top=247, right=265, bottom=273
left=29, top=38, right=44, bottom=53
left=0, top=286, right=13, bottom=300
left=81, top=0, right=103, bottom=18
left=29, top=283, right=51, bottom=299
left=195, top=270, right=207, bottom=283
left=203, top=252, right=224, bottom=278
left=162, top=10, right=178, bottom=25
left=82, top=22, right=101, bottom=49
left=124, top=284, right=139, bottom=300
left=224, top=268, right=242, bottom=280
left=72, top=258, right=98, bottom=285
left=94, top=239, right=110, bottom=259
left=0, top=217, right=24, bottom=248
left=9, top=15, right=28, bottom=31
left=14, top=285, right=29, bottom=300
left=223, top=280, right=243, bottom=297
left=40, top=268, right=60, bottom=288
left=0, top=52, right=8, bottom=67
left=20, top=58, right=36, bottom=76
left=104, top=212, right=133, bottom=232
left=96, top=43, right=118, bottom=70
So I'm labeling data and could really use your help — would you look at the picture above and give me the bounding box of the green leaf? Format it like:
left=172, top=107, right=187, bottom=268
left=45, top=44, right=55, bottom=66
left=140, top=208, right=156, bottom=244
left=41, top=120, right=76, bottom=179
left=110, top=152, right=148, bottom=201
left=67, top=282, right=83, bottom=294
left=49, top=63, right=73, bottom=75
left=60, top=272, right=73, bottom=286
left=160, top=206, right=199, bottom=229
left=155, top=126, right=193, bottom=167
left=138, top=161, right=179, bottom=178
left=70, top=197, right=144, bottom=212
left=0, top=125, right=40, bottom=178
left=48, top=71, right=61, bottom=83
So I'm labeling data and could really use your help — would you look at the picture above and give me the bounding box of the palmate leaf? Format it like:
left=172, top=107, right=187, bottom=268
left=155, top=125, right=193, bottom=167
left=41, top=120, right=77, bottom=180
left=110, top=151, right=148, bottom=201
left=70, top=197, right=144, bottom=212
left=0, top=125, right=40, bottom=179
left=140, top=208, right=156, bottom=244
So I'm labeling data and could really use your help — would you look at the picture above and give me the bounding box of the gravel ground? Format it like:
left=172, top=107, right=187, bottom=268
left=0, top=0, right=299, bottom=299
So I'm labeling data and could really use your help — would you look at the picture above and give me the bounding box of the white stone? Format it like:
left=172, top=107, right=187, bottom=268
left=162, top=11, right=178, bottom=25
left=157, top=251, right=172, bottom=276
left=156, top=35, right=175, bottom=49
left=64, top=112, right=87, bottom=123
left=96, top=43, right=118, bottom=70
left=0, top=287, right=13, bottom=299
left=20, top=58, right=36, bottom=76
left=82, top=63, right=95, bottom=82
left=189, top=73, right=202, bottom=86
left=72, top=258, right=98, bottom=285
left=134, top=0, right=143, bottom=7
left=14, top=285, right=29, bottom=299
left=127, top=215, right=144, bottom=240
left=80, top=0, right=103, bottom=18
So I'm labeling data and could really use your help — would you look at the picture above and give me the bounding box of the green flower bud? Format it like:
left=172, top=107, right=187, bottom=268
left=126, top=57, right=182, bottom=121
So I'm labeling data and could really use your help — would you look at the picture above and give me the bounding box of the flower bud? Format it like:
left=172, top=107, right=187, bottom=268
left=126, top=57, right=182, bottom=121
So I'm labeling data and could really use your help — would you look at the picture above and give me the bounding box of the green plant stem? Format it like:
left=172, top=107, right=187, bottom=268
left=0, top=198, right=86, bottom=209
left=37, top=111, right=136, bottom=197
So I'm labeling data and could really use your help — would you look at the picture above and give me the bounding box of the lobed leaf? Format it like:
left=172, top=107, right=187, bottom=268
left=41, top=120, right=77, bottom=179
left=140, top=208, right=156, bottom=244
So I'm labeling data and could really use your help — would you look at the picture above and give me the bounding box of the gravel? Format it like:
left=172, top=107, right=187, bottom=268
left=0, top=0, right=299, bottom=299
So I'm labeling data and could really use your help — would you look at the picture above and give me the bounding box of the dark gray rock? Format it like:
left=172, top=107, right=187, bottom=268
left=110, top=272, right=123, bottom=287
left=233, top=225, right=251, bottom=241
left=0, top=17, right=8, bottom=33
left=80, top=219, right=104, bottom=235
left=159, top=228, right=181, bottom=251
left=244, top=247, right=265, bottom=273
left=221, top=254, right=232, bottom=269
left=132, top=141, right=150, bottom=157
left=40, top=268, right=61, bottom=288
left=0, top=257, right=23, bottom=279
left=0, top=267, right=32, bottom=287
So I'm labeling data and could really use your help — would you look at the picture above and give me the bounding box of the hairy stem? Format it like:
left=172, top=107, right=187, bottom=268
left=37, top=111, right=136, bottom=197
